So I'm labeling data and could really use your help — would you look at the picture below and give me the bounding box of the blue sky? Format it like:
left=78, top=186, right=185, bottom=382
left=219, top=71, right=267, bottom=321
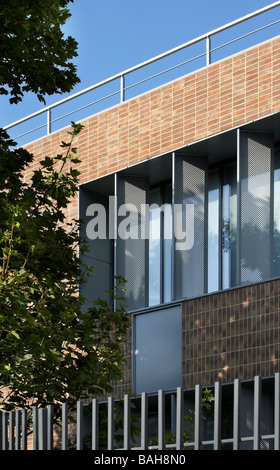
left=1, top=0, right=279, bottom=134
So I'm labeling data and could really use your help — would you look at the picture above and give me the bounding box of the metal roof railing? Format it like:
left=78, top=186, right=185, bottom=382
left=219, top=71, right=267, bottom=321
left=3, top=1, right=280, bottom=145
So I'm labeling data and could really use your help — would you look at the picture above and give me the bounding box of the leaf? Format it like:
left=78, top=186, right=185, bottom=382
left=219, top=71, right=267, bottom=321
left=10, top=330, right=20, bottom=340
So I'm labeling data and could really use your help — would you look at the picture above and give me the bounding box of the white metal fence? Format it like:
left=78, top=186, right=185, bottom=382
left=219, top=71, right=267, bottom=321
left=1, top=373, right=280, bottom=450
left=3, top=2, right=280, bottom=145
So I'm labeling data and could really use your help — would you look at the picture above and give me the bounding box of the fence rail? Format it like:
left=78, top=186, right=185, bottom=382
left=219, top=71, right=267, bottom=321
left=1, top=373, right=280, bottom=450
left=3, top=1, right=280, bottom=145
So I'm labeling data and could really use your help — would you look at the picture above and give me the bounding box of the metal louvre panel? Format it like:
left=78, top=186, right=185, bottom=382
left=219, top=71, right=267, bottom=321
left=174, top=155, right=208, bottom=299
left=239, top=131, right=273, bottom=284
left=116, top=175, right=149, bottom=311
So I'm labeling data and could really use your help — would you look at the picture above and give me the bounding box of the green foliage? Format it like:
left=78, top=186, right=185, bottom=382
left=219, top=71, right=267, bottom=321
left=0, top=124, right=130, bottom=421
left=0, top=0, right=80, bottom=103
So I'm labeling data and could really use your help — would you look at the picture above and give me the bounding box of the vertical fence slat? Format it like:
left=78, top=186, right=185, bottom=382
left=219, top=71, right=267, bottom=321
left=77, top=400, right=83, bottom=450
left=92, top=399, right=99, bottom=450
left=176, top=387, right=183, bottom=450
left=47, top=405, right=53, bottom=450
left=62, top=403, right=68, bottom=450
left=141, top=392, right=148, bottom=450
left=2, top=412, right=8, bottom=450
left=9, top=411, right=15, bottom=450
left=158, top=390, right=165, bottom=450
left=275, top=372, right=280, bottom=450
left=22, top=409, right=28, bottom=450
left=38, top=408, right=47, bottom=450
left=254, top=376, right=261, bottom=450
left=4, top=372, right=280, bottom=451
left=33, top=406, right=38, bottom=450
left=123, top=394, right=130, bottom=450
left=107, top=396, right=114, bottom=450
left=194, top=384, right=202, bottom=450
left=233, top=378, right=241, bottom=450
left=214, top=382, right=222, bottom=450
left=15, top=410, right=21, bottom=450
left=0, top=412, right=2, bottom=450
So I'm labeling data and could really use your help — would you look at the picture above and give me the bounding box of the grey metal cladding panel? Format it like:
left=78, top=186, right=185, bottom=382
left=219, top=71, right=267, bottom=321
left=174, top=155, right=208, bottom=300
left=240, top=131, right=273, bottom=284
left=117, top=175, right=149, bottom=311
left=79, top=188, right=113, bottom=305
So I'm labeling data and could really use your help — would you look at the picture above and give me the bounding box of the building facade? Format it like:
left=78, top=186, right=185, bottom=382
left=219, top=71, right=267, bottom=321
left=22, top=15, right=280, bottom=426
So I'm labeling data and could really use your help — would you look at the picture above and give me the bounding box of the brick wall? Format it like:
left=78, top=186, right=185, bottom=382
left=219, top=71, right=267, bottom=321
left=25, top=36, right=280, bottom=197
left=182, top=279, right=280, bottom=389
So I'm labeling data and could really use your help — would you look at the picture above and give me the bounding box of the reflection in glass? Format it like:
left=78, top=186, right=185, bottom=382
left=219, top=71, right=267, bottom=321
left=222, top=164, right=237, bottom=289
left=207, top=164, right=237, bottom=293
left=148, top=184, right=172, bottom=306
left=208, top=171, right=220, bottom=293
left=149, top=188, right=161, bottom=306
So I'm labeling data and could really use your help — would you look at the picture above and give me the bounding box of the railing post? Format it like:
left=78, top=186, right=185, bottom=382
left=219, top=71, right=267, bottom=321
left=206, top=35, right=211, bottom=66
left=120, top=74, right=125, bottom=103
left=47, top=108, right=52, bottom=135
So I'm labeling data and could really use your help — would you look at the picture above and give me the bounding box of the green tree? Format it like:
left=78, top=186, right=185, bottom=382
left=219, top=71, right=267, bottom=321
left=0, top=0, right=130, bottom=422
left=0, top=0, right=80, bottom=104
left=0, top=123, right=129, bottom=419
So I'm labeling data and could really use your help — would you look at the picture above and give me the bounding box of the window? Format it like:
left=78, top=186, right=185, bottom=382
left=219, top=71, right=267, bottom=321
left=79, top=124, right=279, bottom=312
left=149, top=184, right=172, bottom=306
left=207, top=162, right=237, bottom=293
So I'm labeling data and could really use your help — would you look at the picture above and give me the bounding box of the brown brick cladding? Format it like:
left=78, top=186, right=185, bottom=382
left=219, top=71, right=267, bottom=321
left=25, top=36, right=280, bottom=214
left=182, top=279, right=280, bottom=389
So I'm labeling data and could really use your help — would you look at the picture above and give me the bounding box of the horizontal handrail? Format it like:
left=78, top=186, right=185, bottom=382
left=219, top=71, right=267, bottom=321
left=3, top=1, right=280, bottom=143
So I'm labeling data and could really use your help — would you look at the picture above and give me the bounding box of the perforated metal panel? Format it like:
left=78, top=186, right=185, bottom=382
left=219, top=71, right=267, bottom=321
left=174, top=155, right=208, bottom=299
left=239, top=131, right=273, bottom=284
left=116, top=175, right=149, bottom=311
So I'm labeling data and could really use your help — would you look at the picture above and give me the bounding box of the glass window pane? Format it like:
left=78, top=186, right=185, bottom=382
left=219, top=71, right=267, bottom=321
left=149, top=188, right=162, bottom=306
left=164, top=184, right=172, bottom=303
left=208, top=171, right=220, bottom=293
left=222, top=164, right=237, bottom=289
